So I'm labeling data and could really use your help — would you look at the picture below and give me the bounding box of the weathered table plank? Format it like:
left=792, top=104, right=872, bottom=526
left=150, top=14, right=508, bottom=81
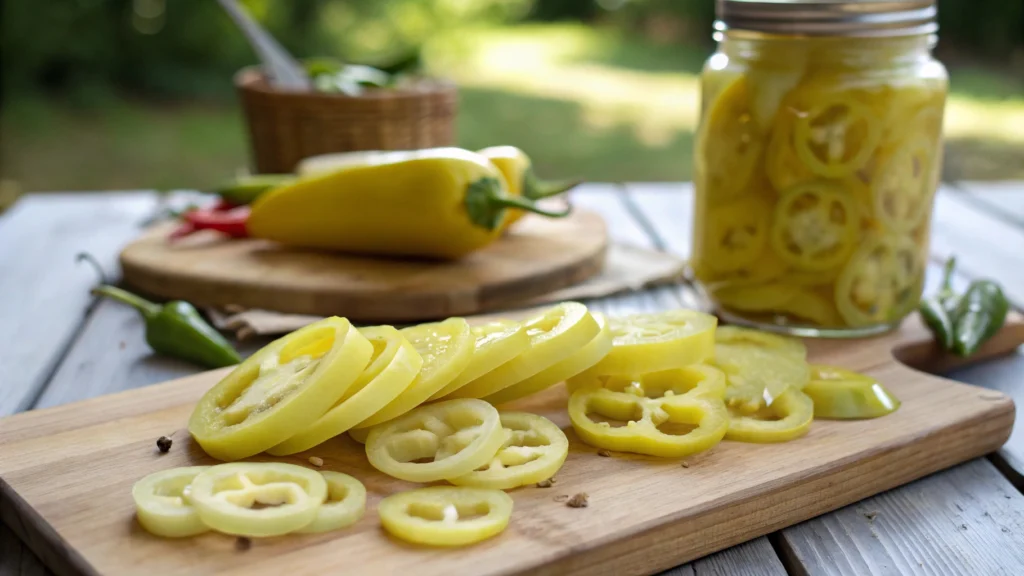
left=953, top=181, right=1024, bottom=226
left=0, top=193, right=159, bottom=417
left=777, top=458, right=1024, bottom=575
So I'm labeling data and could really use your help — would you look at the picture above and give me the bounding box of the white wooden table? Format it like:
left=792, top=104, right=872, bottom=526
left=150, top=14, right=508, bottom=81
left=2, top=182, right=1024, bottom=575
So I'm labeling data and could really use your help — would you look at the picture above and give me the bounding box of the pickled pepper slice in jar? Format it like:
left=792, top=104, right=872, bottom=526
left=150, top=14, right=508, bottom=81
left=804, top=365, right=900, bottom=419
left=835, top=233, right=923, bottom=327
left=793, top=92, right=883, bottom=179
left=698, top=76, right=764, bottom=203
left=700, top=195, right=773, bottom=274
left=770, top=182, right=860, bottom=271
left=873, top=135, right=935, bottom=233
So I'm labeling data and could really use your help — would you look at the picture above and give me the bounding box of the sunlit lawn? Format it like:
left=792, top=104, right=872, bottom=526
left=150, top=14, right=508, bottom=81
left=4, top=24, right=1024, bottom=192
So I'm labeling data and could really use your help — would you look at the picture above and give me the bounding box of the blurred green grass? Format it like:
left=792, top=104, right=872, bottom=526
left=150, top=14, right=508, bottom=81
left=4, top=24, right=1024, bottom=192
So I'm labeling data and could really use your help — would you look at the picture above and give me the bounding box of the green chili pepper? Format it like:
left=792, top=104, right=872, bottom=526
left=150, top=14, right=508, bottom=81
left=216, top=174, right=295, bottom=206
left=952, top=279, right=1010, bottom=357
left=92, top=285, right=242, bottom=369
left=919, top=257, right=958, bottom=350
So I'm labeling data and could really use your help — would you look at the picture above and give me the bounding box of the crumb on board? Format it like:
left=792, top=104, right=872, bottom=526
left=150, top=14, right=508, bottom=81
left=597, top=450, right=611, bottom=457
left=308, top=456, right=324, bottom=467
left=960, top=524, right=968, bottom=531
left=680, top=461, right=690, bottom=468
left=566, top=493, right=589, bottom=508
left=536, top=478, right=556, bottom=488
left=554, top=494, right=570, bottom=503
left=235, top=537, right=252, bottom=551
left=863, top=511, right=877, bottom=521
left=156, top=436, right=172, bottom=453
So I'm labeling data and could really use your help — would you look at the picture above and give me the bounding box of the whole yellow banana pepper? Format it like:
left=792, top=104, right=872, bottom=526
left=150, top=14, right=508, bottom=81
left=248, top=148, right=570, bottom=260
left=477, top=146, right=581, bottom=227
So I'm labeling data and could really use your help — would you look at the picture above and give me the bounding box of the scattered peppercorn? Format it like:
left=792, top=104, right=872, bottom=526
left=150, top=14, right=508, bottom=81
left=308, top=456, right=324, bottom=467
left=235, top=537, right=252, bottom=551
left=156, top=436, right=172, bottom=453
left=597, top=450, right=611, bottom=457
left=553, top=494, right=570, bottom=503
left=566, top=493, right=589, bottom=508
left=536, top=478, right=556, bottom=488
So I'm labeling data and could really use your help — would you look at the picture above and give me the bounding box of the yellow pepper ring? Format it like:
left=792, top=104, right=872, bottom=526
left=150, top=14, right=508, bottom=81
left=188, top=317, right=374, bottom=462
left=873, top=135, right=934, bottom=233
left=834, top=233, right=923, bottom=327
left=430, top=320, right=529, bottom=401
left=187, top=462, right=328, bottom=537
left=804, top=364, right=901, bottom=420
left=296, top=472, right=367, bottom=534
left=702, top=195, right=773, bottom=274
left=448, top=412, right=569, bottom=490
left=715, top=326, right=807, bottom=360
left=378, top=487, right=513, bottom=547
left=268, top=326, right=423, bottom=456
left=698, top=76, right=765, bottom=203
left=583, top=309, right=717, bottom=377
left=482, top=312, right=613, bottom=405
left=132, top=466, right=211, bottom=538
left=793, top=94, right=882, bottom=178
left=365, top=399, right=505, bottom=483
left=725, top=389, right=814, bottom=443
left=348, top=426, right=370, bottom=444
left=770, top=182, right=860, bottom=271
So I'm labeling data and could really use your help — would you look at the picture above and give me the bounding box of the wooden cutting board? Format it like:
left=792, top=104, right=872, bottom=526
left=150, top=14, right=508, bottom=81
left=1, top=315, right=1021, bottom=576
left=119, top=210, right=608, bottom=321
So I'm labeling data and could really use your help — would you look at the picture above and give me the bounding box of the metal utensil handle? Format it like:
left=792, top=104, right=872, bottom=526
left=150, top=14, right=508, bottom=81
left=216, top=0, right=310, bottom=90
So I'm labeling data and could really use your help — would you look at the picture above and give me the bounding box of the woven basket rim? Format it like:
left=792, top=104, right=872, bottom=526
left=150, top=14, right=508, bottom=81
left=234, top=66, right=456, bottom=102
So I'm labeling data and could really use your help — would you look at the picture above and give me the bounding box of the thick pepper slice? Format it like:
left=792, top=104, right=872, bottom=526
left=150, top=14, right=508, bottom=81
left=448, top=412, right=569, bottom=490
left=568, top=365, right=729, bottom=458
left=378, top=487, right=513, bottom=547
left=835, top=233, right=923, bottom=327
left=132, top=466, right=211, bottom=538
left=483, top=313, right=613, bottom=405
left=793, top=93, right=882, bottom=179
left=268, top=326, right=423, bottom=456
left=187, top=462, right=328, bottom=537
left=725, top=389, right=814, bottom=443
left=699, top=195, right=773, bottom=274
left=770, top=182, right=859, bottom=271
left=698, top=76, right=765, bottom=203
left=188, top=317, right=373, bottom=461
left=296, top=472, right=367, bottom=534
left=715, top=326, right=807, bottom=359
left=448, top=302, right=599, bottom=400
left=365, top=399, right=505, bottom=483
left=581, top=309, right=717, bottom=377
left=431, top=320, right=529, bottom=400
left=804, top=365, right=900, bottom=419
left=713, top=327, right=809, bottom=413
left=356, top=318, right=475, bottom=428
left=873, top=135, right=934, bottom=233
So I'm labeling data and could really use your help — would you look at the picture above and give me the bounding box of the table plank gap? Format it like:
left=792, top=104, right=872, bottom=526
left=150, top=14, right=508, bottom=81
left=778, top=458, right=1024, bottom=576
left=948, top=181, right=1024, bottom=230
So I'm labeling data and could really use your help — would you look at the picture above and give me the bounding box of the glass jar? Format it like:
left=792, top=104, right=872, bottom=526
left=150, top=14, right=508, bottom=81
left=692, top=0, right=948, bottom=337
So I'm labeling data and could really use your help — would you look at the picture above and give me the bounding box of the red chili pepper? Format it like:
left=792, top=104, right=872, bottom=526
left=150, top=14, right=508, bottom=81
left=169, top=206, right=251, bottom=240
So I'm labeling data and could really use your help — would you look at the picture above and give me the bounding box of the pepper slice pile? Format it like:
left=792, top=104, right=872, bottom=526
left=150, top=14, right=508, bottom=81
left=582, top=309, right=717, bottom=377
left=712, top=326, right=809, bottom=414
left=378, top=487, right=513, bottom=546
left=431, top=320, right=529, bottom=400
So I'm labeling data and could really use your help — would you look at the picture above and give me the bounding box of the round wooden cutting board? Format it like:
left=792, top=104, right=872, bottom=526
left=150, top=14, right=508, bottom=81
left=120, top=210, right=608, bottom=322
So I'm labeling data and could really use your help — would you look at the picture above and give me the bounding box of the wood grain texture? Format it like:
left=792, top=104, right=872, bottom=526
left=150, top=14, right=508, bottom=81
left=0, top=316, right=1018, bottom=576
left=0, top=193, right=159, bottom=417
left=776, top=458, right=1024, bottom=575
left=658, top=538, right=787, bottom=576
left=119, top=209, right=608, bottom=321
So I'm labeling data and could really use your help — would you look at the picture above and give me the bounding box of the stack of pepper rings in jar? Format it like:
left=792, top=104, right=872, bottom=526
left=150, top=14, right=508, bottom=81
left=691, top=0, right=948, bottom=336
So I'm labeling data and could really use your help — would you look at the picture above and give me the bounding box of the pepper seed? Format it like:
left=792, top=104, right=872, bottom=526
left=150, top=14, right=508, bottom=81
left=308, top=456, right=324, bottom=467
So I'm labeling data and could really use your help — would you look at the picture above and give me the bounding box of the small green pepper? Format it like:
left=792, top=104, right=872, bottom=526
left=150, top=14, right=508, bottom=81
left=919, top=257, right=958, bottom=350
left=216, top=174, right=295, bottom=206
left=92, top=285, right=242, bottom=369
left=952, top=279, right=1010, bottom=357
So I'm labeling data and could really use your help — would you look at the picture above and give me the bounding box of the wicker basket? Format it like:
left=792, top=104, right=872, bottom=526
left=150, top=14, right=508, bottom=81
left=235, top=67, right=458, bottom=174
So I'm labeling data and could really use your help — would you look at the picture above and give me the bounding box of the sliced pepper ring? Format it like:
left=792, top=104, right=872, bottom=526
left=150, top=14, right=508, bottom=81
left=715, top=326, right=807, bottom=360
left=793, top=94, right=882, bottom=178
left=132, top=466, right=211, bottom=538
left=873, top=135, right=935, bottom=233
left=356, top=317, right=475, bottom=428
left=697, top=76, right=765, bottom=203
left=804, top=364, right=900, bottom=419
left=296, top=471, right=367, bottom=534
left=725, top=389, right=814, bottom=443
left=365, top=399, right=505, bottom=483
left=268, top=326, right=423, bottom=456
left=700, top=195, right=773, bottom=274
left=448, top=412, right=569, bottom=490
left=835, top=233, right=923, bottom=327
left=378, top=487, right=513, bottom=547
left=582, top=309, right=717, bottom=377
left=569, top=363, right=727, bottom=400
left=770, top=182, right=859, bottom=271
left=188, top=317, right=373, bottom=461
left=714, top=326, right=809, bottom=414
left=448, top=302, right=599, bottom=400
left=482, top=312, right=613, bottom=405
left=431, top=320, right=529, bottom=400
left=188, top=462, right=328, bottom=537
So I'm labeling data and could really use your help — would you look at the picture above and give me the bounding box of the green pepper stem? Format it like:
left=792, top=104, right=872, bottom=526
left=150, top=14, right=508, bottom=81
left=940, top=256, right=957, bottom=292
left=92, top=285, right=161, bottom=318
left=490, top=194, right=572, bottom=218
left=522, top=170, right=582, bottom=200
left=465, top=177, right=573, bottom=230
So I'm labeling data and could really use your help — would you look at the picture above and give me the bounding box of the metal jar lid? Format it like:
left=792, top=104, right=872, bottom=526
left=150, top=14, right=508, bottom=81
left=716, top=0, right=938, bottom=37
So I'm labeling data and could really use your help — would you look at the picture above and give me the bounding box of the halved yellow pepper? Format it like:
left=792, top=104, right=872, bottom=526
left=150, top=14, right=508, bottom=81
left=249, top=148, right=570, bottom=260
left=804, top=365, right=900, bottom=419
left=188, top=317, right=373, bottom=461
